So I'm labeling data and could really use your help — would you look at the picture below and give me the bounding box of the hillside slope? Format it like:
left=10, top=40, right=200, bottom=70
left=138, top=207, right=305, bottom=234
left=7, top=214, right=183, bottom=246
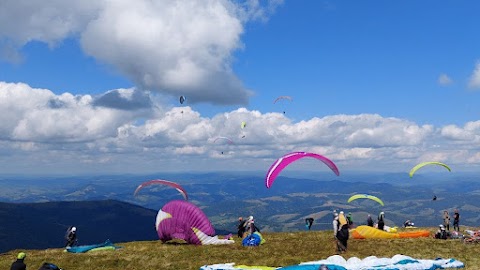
left=1, top=228, right=479, bottom=270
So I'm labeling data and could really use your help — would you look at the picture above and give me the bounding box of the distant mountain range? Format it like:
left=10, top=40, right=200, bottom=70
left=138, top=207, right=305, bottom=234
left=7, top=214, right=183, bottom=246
left=1, top=171, right=479, bottom=252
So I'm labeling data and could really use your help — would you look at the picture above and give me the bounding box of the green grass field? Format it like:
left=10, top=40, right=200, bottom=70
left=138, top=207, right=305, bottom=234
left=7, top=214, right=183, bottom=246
left=1, top=227, right=479, bottom=270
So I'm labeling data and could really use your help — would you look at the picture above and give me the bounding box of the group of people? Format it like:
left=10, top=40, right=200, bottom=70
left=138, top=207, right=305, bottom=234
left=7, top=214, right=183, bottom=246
left=10, top=252, right=63, bottom=270
left=442, top=209, right=460, bottom=232
left=237, top=216, right=260, bottom=238
left=434, top=209, right=460, bottom=239
left=366, top=212, right=385, bottom=230
left=9, top=226, right=77, bottom=270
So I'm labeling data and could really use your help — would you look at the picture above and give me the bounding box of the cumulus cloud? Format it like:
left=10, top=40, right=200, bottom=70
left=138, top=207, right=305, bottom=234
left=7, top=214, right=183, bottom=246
left=1, top=81, right=480, bottom=174
left=468, top=61, right=480, bottom=89
left=0, top=82, right=152, bottom=143
left=438, top=73, right=453, bottom=86
left=0, top=0, right=283, bottom=105
left=440, top=122, right=480, bottom=143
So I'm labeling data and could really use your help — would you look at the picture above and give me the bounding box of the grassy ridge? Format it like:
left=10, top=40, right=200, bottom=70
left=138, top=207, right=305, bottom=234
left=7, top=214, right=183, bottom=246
left=1, top=228, right=479, bottom=270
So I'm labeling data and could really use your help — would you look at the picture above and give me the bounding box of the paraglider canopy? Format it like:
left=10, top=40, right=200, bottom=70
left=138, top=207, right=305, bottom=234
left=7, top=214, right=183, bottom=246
left=133, top=179, right=188, bottom=200
left=273, top=95, right=293, bottom=104
left=347, top=194, right=384, bottom=206
left=265, top=152, right=339, bottom=189
left=409, top=161, right=451, bottom=177
left=213, top=136, right=234, bottom=145
left=273, top=96, right=293, bottom=114
left=179, top=95, right=186, bottom=104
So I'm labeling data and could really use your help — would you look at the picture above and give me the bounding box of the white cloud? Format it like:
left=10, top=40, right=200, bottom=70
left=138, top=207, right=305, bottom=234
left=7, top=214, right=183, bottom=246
left=1, top=81, right=480, bottom=174
left=468, top=61, right=480, bottom=89
left=438, top=73, right=453, bottom=86
left=440, top=125, right=476, bottom=141
left=0, top=82, right=152, bottom=143
left=0, top=0, right=283, bottom=105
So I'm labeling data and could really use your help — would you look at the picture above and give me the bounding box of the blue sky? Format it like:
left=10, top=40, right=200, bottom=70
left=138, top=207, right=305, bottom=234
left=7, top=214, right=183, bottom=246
left=0, top=0, right=480, bottom=175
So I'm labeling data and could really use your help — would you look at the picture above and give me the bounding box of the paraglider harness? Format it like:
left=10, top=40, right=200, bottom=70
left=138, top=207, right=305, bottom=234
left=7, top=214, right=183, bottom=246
left=38, top=262, right=62, bottom=270
left=404, top=220, right=415, bottom=227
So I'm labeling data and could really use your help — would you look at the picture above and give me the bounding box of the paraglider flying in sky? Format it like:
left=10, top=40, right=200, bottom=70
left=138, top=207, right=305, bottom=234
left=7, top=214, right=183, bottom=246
left=347, top=194, right=384, bottom=206
left=241, top=121, right=246, bottom=138
left=273, top=95, right=292, bottom=114
left=409, top=161, right=451, bottom=178
left=265, top=152, right=339, bottom=188
left=134, top=179, right=188, bottom=200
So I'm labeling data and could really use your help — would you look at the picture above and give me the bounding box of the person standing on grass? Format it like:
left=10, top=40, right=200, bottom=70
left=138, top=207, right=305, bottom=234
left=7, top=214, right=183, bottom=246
left=443, top=210, right=450, bottom=231
left=65, top=226, right=78, bottom=248
left=332, top=212, right=343, bottom=253
left=367, top=214, right=374, bottom=227
left=336, top=211, right=349, bottom=252
left=305, top=217, right=314, bottom=230
left=453, top=209, right=460, bottom=232
left=237, top=217, right=246, bottom=238
left=377, top=212, right=385, bottom=231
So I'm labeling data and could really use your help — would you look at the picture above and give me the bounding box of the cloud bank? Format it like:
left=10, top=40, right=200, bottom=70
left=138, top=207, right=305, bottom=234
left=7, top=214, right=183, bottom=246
left=1, top=81, right=479, bottom=174
left=0, top=0, right=283, bottom=105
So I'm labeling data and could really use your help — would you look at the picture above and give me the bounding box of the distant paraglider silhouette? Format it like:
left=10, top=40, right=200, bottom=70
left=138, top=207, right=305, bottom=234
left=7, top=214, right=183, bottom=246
left=433, top=195, right=437, bottom=201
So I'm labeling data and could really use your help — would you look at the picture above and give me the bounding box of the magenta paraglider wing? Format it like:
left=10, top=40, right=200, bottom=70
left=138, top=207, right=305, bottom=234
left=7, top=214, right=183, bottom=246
left=265, top=152, right=340, bottom=188
left=133, top=179, right=188, bottom=200
left=156, top=200, right=215, bottom=245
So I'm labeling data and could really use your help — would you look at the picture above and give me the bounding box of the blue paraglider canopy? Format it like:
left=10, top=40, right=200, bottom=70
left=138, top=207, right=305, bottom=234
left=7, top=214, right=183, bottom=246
left=242, top=233, right=261, bottom=246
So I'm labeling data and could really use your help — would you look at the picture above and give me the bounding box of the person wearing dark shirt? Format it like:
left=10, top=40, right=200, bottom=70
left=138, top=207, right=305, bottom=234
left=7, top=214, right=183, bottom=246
left=367, top=214, right=374, bottom=227
left=377, top=212, right=385, bottom=231
left=305, top=217, right=314, bottom=230
left=453, top=209, right=460, bottom=232
left=10, top=252, right=27, bottom=270
left=65, top=226, right=77, bottom=248
left=237, top=217, right=246, bottom=238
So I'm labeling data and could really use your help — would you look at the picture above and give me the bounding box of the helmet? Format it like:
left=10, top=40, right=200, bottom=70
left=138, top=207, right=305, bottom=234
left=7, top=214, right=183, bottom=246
left=71, top=227, right=77, bottom=232
left=17, top=252, right=26, bottom=260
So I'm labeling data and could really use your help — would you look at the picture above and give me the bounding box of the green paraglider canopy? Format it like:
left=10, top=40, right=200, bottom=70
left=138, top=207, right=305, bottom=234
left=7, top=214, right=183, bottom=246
left=409, top=161, right=451, bottom=178
left=347, top=194, right=384, bottom=206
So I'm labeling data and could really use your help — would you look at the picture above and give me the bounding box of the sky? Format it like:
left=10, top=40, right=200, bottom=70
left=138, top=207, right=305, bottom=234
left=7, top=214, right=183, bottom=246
left=1, top=0, right=480, bottom=175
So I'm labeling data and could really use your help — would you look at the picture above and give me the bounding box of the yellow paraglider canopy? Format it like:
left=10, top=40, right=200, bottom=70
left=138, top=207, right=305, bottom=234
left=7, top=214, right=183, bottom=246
left=409, top=161, right=451, bottom=178
left=347, top=194, right=384, bottom=206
